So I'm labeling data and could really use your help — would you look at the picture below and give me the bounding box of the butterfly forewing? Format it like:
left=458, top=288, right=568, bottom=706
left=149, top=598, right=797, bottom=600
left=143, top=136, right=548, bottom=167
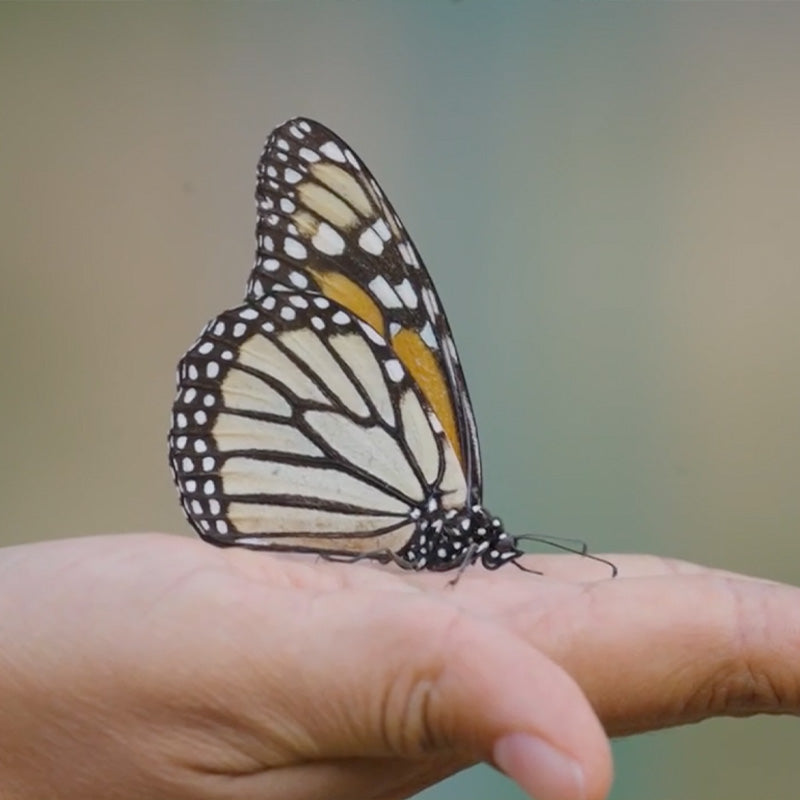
left=248, top=118, right=482, bottom=498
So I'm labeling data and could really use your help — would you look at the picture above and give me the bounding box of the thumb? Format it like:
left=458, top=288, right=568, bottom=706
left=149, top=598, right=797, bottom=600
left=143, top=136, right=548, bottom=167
left=247, top=588, right=612, bottom=800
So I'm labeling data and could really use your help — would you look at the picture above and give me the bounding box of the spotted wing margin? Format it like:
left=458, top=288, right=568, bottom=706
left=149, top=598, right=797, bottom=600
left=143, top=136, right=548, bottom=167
left=168, top=297, right=468, bottom=556
left=247, top=116, right=483, bottom=503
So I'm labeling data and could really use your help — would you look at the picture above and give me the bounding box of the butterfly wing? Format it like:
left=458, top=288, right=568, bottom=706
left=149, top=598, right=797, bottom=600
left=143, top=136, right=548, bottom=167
left=168, top=295, right=468, bottom=554
left=169, top=117, right=485, bottom=555
left=248, top=117, right=483, bottom=501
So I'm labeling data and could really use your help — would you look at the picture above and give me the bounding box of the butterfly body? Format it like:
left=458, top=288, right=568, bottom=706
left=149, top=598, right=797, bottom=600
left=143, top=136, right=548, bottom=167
left=397, top=504, right=519, bottom=571
left=169, top=117, right=527, bottom=572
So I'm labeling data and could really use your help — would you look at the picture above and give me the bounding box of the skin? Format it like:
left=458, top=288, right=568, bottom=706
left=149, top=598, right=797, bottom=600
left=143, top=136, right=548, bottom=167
left=0, top=534, right=798, bottom=800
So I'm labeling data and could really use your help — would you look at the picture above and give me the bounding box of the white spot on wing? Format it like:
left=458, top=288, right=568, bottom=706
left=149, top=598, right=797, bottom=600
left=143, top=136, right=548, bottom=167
left=289, top=271, right=308, bottom=288
left=395, top=278, right=418, bottom=309
left=332, top=311, right=350, bottom=325
left=289, top=295, right=309, bottom=308
left=368, top=275, right=402, bottom=309
left=284, top=238, right=307, bottom=260
left=299, top=147, right=320, bottom=162
left=344, top=149, right=360, bottom=169
left=320, top=141, right=346, bottom=162
left=358, top=321, right=386, bottom=346
left=312, top=221, right=345, bottom=256
left=285, top=168, right=303, bottom=184
left=384, top=359, right=404, bottom=382
left=398, top=241, right=417, bottom=266
left=358, top=227, right=383, bottom=255
left=443, top=336, right=458, bottom=365
left=421, top=287, right=439, bottom=318
left=420, top=321, right=437, bottom=349
left=373, top=218, right=391, bottom=241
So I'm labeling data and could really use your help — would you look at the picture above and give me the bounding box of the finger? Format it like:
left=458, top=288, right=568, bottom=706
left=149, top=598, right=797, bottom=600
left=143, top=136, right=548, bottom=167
left=222, top=589, right=613, bottom=800
left=512, top=574, right=800, bottom=735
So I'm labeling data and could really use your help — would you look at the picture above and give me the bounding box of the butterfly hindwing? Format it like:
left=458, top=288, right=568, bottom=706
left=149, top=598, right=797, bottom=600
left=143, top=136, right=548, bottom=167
left=168, top=289, right=469, bottom=556
left=247, top=117, right=483, bottom=500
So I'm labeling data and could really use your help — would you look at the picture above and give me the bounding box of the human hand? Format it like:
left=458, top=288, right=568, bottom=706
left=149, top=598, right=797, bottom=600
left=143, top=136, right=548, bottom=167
left=0, top=534, right=797, bottom=800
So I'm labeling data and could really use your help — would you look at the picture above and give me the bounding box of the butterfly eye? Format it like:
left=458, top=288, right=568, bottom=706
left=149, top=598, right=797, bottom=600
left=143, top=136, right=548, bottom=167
left=168, top=117, right=524, bottom=573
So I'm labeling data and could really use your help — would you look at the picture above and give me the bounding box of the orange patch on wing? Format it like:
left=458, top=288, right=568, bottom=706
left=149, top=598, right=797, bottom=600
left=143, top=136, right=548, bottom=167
left=391, top=328, right=462, bottom=467
left=308, top=270, right=385, bottom=337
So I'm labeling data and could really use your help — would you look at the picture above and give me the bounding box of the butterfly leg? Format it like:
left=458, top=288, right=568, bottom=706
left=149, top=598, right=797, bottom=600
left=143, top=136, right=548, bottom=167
left=317, top=549, right=418, bottom=570
left=445, top=542, right=479, bottom=587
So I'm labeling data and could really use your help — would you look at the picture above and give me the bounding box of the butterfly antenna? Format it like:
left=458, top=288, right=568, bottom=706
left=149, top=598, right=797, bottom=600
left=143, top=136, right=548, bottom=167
left=514, top=533, right=618, bottom=577
left=511, top=558, right=543, bottom=576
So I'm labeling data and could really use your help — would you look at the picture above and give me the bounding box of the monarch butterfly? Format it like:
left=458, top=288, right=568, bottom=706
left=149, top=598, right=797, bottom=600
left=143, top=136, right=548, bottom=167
left=168, top=117, right=603, bottom=575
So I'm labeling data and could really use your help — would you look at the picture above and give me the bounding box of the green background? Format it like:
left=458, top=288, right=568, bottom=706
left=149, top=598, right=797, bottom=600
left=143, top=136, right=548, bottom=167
left=2, top=3, right=799, bottom=798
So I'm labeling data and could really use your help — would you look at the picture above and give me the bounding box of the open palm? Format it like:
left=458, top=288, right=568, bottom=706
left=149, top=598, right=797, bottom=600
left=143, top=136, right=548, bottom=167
left=1, top=533, right=797, bottom=800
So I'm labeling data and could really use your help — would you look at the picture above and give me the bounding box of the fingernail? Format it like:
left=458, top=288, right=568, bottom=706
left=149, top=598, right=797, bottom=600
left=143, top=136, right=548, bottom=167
left=493, top=733, right=586, bottom=800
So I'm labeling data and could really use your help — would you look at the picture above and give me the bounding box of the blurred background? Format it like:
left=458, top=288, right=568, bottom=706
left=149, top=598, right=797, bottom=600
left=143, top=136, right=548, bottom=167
left=2, top=2, right=799, bottom=798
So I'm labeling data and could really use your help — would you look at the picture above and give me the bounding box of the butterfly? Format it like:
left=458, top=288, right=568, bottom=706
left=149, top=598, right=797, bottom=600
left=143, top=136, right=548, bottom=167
left=168, top=117, right=597, bottom=575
